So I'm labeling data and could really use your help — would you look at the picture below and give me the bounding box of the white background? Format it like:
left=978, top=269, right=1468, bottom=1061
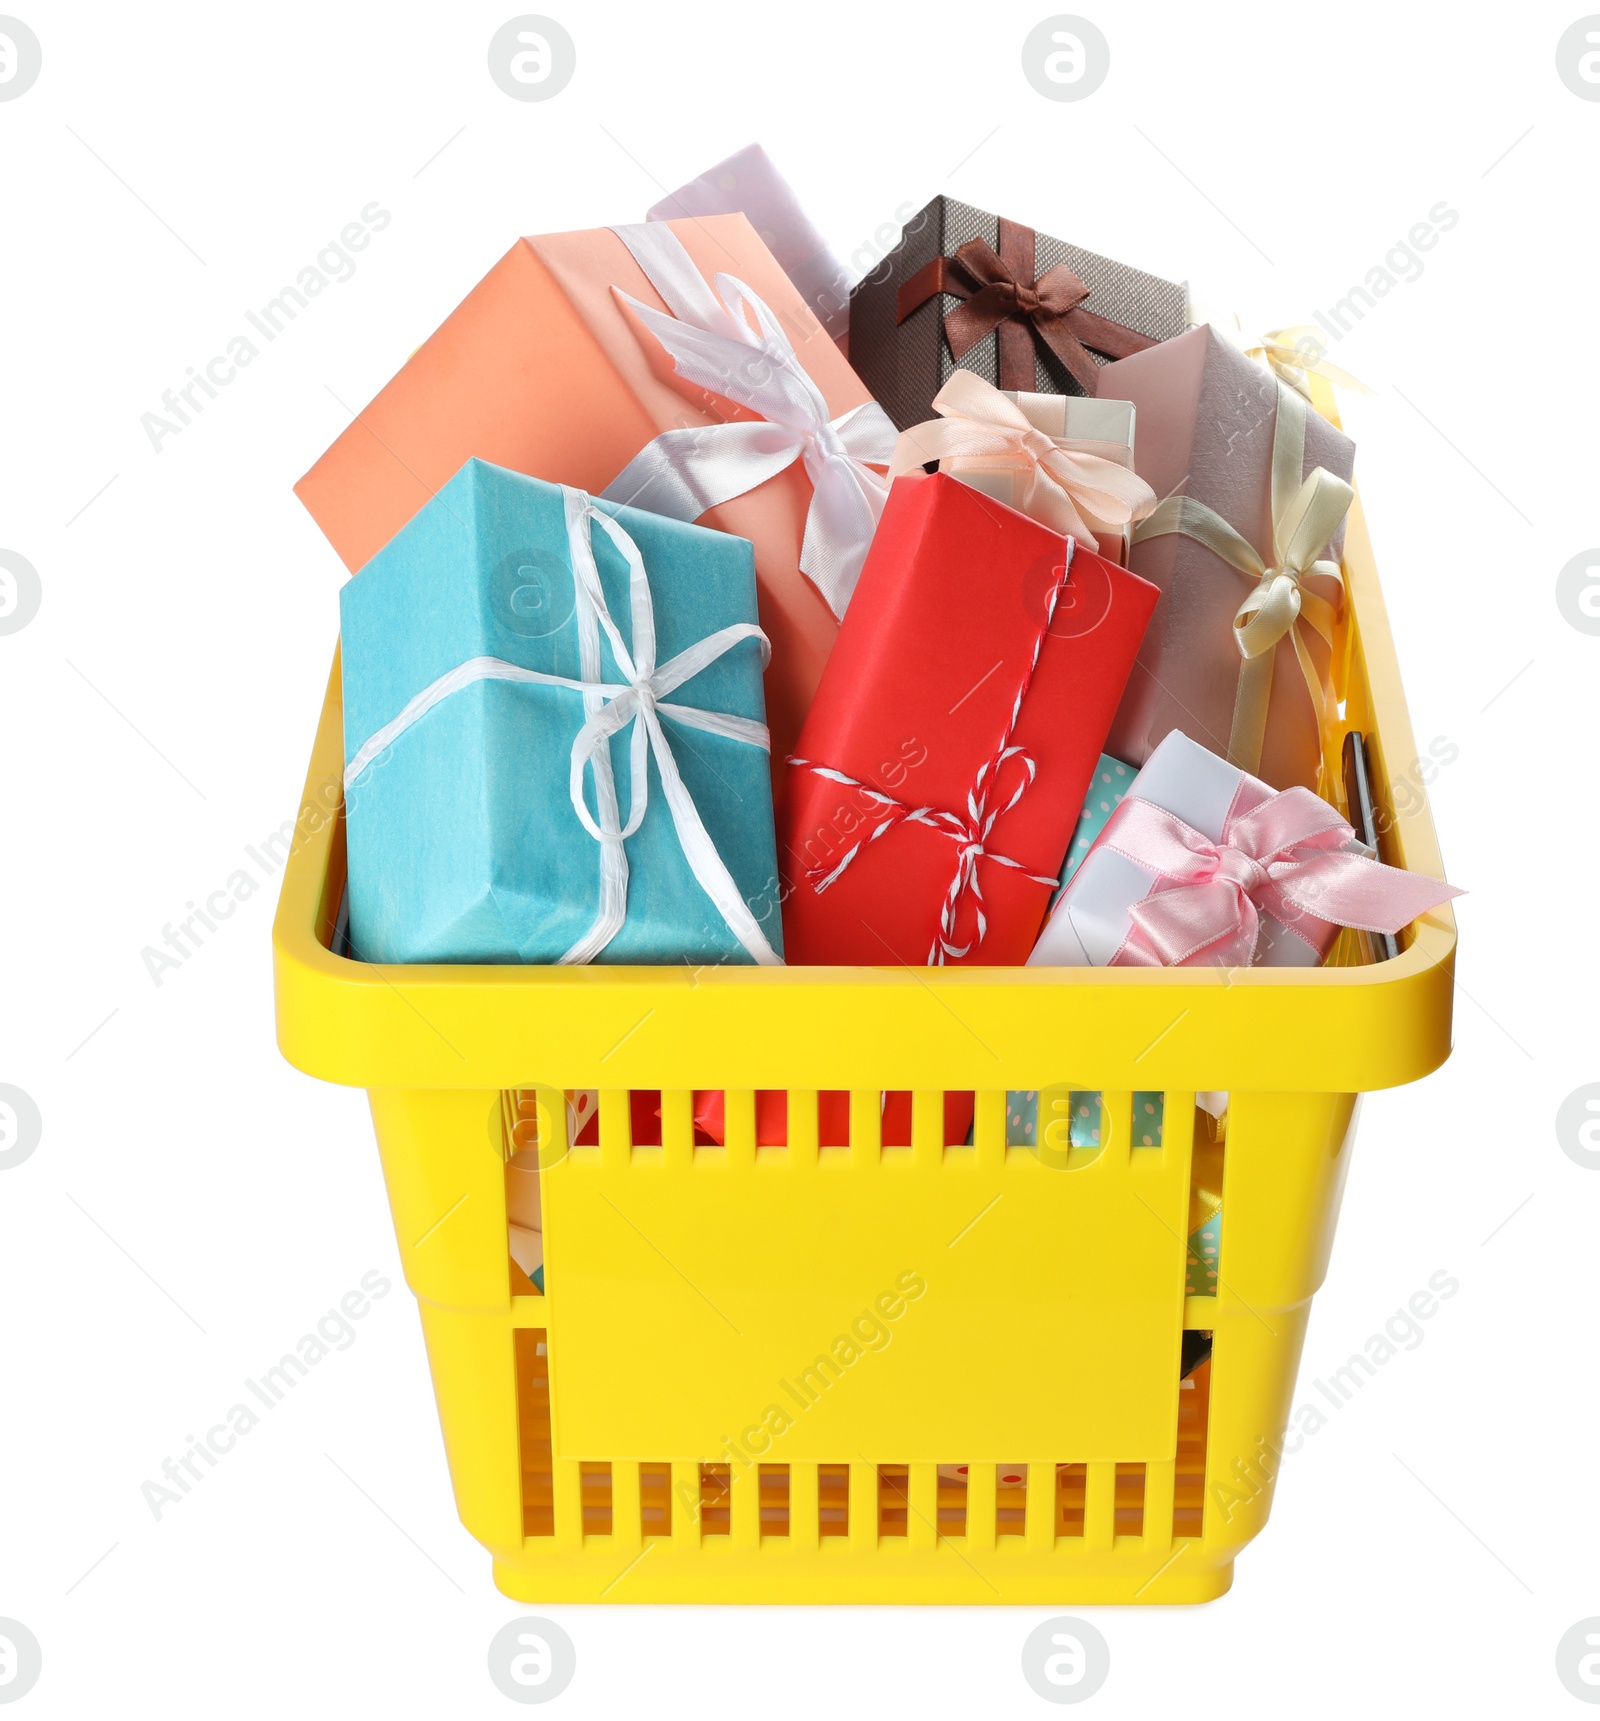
left=2, top=1, right=1597, bottom=1715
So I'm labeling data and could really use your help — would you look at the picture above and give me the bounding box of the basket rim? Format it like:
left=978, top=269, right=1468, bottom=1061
left=273, top=486, right=1457, bottom=1095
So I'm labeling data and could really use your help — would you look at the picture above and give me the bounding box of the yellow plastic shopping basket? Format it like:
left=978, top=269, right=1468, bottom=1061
left=273, top=430, right=1456, bottom=1605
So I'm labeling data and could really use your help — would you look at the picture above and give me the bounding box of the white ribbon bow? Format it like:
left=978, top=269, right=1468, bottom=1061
left=601, top=222, right=896, bottom=618
left=344, top=486, right=783, bottom=967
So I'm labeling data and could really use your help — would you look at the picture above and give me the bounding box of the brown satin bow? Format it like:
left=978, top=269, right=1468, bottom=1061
left=896, top=217, right=1156, bottom=393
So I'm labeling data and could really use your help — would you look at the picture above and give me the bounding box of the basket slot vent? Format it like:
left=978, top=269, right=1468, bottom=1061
left=698, top=1463, right=730, bottom=1535
left=1115, top=1462, right=1146, bottom=1537
left=579, top=1462, right=613, bottom=1535
left=817, top=1463, right=849, bottom=1537
left=759, top=1464, right=790, bottom=1538
left=878, top=1464, right=909, bottom=1537
left=639, top=1462, right=671, bottom=1539
left=514, top=1329, right=553, bottom=1539
left=1174, top=1356, right=1212, bottom=1539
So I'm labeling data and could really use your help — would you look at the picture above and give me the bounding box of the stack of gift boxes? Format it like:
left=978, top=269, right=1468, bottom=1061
left=309, top=145, right=1461, bottom=1309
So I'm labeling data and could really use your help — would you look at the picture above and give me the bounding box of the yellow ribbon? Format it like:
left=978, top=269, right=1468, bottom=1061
left=888, top=370, right=1157, bottom=553
left=1245, top=324, right=1372, bottom=399
left=1188, top=302, right=1373, bottom=400
left=1190, top=1124, right=1224, bottom=1232
left=1132, top=382, right=1353, bottom=777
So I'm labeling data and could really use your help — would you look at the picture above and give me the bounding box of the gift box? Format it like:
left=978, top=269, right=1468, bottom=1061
left=299, top=216, right=894, bottom=772
left=1097, top=323, right=1357, bottom=791
left=779, top=473, right=1159, bottom=968
left=689, top=1087, right=968, bottom=1150
left=646, top=142, right=852, bottom=345
left=340, top=461, right=784, bottom=966
left=1028, top=731, right=1460, bottom=969
left=888, top=375, right=1154, bottom=564
left=850, top=195, right=1188, bottom=431
left=1004, top=1087, right=1164, bottom=1149
left=1062, top=753, right=1137, bottom=888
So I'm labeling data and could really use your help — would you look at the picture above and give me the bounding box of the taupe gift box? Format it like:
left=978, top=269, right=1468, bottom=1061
left=1097, top=324, right=1356, bottom=793
left=850, top=195, right=1188, bottom=430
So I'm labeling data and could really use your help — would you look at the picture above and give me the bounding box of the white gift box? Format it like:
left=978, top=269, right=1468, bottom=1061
left=1027, top=731, right=1332, bottom=969
left=948, top=392, right=1138, bottom=564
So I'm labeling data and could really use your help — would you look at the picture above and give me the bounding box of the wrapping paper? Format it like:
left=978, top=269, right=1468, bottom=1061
left=298, top=215, right=879, bottom=770
left=340, top=462, right=782, bottom=965
left=1097, top=324, right=1356, bottom=791
left=690, top=1088, right=967, bottom=1149
left=779, top=474, right=1159, bottom=968
left=1004, top=1088, right=1165, bottom=1149
left=851, top=196, right=1188, bottom=430
left=646, top=142, right=852, bottom=344
left=1061, top=754, right=1136, bottom=892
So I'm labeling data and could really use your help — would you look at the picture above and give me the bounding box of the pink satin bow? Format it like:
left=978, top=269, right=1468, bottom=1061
left=1100, top=788, right=1462, bottom=968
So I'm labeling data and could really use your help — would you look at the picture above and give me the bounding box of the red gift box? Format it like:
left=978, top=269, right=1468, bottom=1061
left=577, top=1088, right=963, bottom=1150
left=778, top=473, right=1159, bottom=968
left=690, top=1088, right=969, bottom=1148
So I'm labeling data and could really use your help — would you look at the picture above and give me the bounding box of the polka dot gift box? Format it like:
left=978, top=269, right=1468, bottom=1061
left=1059, top=754, right=1136, bottom=893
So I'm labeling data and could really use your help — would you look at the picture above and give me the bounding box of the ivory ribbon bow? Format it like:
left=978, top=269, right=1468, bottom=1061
left=887, top=370, right=1157, bottom=551
left=343, top=487, right=783, bottom=967
left=601, top=222, right=895, bottom=619
left=1133, top=381, right=1354, bottom=777
left=1100, top=789, right=1461, bottom=968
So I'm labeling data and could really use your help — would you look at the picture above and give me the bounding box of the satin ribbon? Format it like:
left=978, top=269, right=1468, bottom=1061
left=1132, top=382, right=1353, bottom=776
left=344, top=487, right=783, bottom=967
left=887, top=370, right=1157, bottom=551
left=1100, top=789, right=1461, bottom=969
left=600, top=222, right=895, bottom=619
left=896, top=217, right=1157, bottom=393
left=1239, top=324, right=1371, bottom=399
left=787, top=541, right=1075, bottom=964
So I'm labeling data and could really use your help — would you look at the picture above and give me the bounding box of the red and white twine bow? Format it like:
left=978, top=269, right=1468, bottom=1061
left=789, top=542, right=1075, bottom=965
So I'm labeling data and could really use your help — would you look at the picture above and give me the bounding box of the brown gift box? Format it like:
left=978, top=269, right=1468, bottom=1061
left=849, top=195, right=1188, bottom=431
left=1097, top=324, right=1356, bottom=792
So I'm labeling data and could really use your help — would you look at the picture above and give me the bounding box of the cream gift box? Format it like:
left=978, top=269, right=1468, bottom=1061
left=948, top=393, right=1140, bottom=565
left=887, top=377, right=1154, bottom=563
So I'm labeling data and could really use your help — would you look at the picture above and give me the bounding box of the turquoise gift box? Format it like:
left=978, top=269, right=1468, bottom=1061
left=339, top=459, right=785, bottom=966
